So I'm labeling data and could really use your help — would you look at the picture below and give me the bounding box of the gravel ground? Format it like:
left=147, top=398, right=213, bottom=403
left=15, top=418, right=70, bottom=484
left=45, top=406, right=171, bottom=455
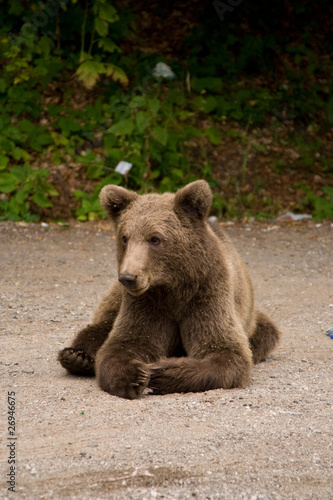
left=1, top=220, right=332, bottom=500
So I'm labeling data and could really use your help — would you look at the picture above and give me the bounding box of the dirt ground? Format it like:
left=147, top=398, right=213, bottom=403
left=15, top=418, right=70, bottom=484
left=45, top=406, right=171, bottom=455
left=1, top=219, right=332, bottom=500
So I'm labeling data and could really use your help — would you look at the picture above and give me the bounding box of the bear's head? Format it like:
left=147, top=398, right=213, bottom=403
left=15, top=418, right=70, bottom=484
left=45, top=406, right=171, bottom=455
left=100, top=181, right=213, bottom=296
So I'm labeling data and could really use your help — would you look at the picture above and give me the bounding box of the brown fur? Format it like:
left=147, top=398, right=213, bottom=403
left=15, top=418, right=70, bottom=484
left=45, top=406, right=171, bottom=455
left=58, top=180, right=281, bottom=399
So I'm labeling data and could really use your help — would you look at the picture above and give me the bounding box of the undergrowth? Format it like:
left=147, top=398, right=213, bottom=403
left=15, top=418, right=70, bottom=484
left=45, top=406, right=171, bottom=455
left=0, top=0, right=332, bottom=221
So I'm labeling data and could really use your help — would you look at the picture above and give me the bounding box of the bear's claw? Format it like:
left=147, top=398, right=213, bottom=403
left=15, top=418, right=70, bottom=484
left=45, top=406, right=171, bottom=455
left=137, top=368, right=149, bottom=385
left=128, top=366, right=150, bottom=396
left=58, top=348, right=95, bottom=376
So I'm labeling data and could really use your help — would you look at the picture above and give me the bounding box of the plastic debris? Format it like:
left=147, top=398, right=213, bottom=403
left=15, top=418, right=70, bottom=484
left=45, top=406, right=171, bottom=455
left=276, top=212, right=312, bottom=221
left=115, top=161, right=133, bottom=175
left=326, top=327, right=333, bottom=337
left=152, top=62, right=176, bottom=80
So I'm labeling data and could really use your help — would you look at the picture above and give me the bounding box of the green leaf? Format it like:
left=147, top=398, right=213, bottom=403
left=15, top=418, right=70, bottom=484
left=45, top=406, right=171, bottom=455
left=104, top=63, right=128, bottom=85
left=11, top=164, right=30, bottom=183
left=108, top=119, right=134, bottom=135
left=0, top=78, right=6, bottom=93
left=128, top=96, right=146, bottom=108
left=38, top=36, right=52, bottom=58
left=32, top=133, right=52, bottom=150
left=11, top=147, right=30, bottom=161
left=0, top=154, right=9, bottom=170
left=206, top=128, right=222, bottom=146
left=136, top=111, right=151, bottom=133
left=0, top=172, right=19, bottom=193
left=86, top=164, right=104, bottom=180
left=32, top=189, right=52, bottom=208
left=159, top=177, right=173, bottom=192
left=178, top=110, right=191, bottom=120
left=75, top=61, right=105, bottom=89
left=98, top=38, right=119, bottom=53
left=8, top=0, right=24, bottom=15
left=148, top=97, right=160, bottom=114
left=77, top=151, right=97, bottom=164
left=18, top=119, right=36, bottom=135
left=15, top=189, right=28, bottom=204
left=182, top=126, right=204, bottom=139
left=103, top=134, right=117, bottom=150
left=253, top=143, right=267, bottom=152
left=46, top=185, right=58, bottom=197
left=231, top=109, right=244, bottom=120
left=97, top=173, right=123, bottom=188
left=204, top=96, right=218, bottom=113
left=99, top=4, right=118, bottom=22
left=154, top=126, right=168, bottom=146
left=8, top=197, right=22, bottom=216
left=193, top=96, right=206, bottom=111
left=95, top=17, right=108, bottom=37
left=323, top=186, right=333, bottom=197
left=2, top=124, right=26, bottom=143
left=171, top=168, right=183, bottom=181
left=107, top=148, right=123, bottom=160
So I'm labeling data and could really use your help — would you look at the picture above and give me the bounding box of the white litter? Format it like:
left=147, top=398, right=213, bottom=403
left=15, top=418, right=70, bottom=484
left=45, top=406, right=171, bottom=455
left=152, top=62, right=176, bottom=79
left=115, top=161, right=133, bottom=175
left=276, top=212, right=312, bottom=221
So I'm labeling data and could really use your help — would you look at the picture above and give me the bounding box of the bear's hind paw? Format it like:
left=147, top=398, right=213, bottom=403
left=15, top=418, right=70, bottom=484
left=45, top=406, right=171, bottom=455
left=58, top=348, right=95, bottom=376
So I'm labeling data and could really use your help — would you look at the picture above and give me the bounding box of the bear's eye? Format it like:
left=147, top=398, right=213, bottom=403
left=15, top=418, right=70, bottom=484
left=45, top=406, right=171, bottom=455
left=122, top=235, right=128, bottom=244
left=150, top=236, right=161, bottom=245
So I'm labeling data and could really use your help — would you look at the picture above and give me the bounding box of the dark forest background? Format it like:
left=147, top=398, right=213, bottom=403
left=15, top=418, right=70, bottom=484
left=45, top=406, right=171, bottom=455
left=0, top=0, right=332, bottom=221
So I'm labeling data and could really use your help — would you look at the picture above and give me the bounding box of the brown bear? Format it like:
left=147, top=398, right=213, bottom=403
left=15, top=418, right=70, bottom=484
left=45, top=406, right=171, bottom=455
left=58, top=180, right=281, bottom=399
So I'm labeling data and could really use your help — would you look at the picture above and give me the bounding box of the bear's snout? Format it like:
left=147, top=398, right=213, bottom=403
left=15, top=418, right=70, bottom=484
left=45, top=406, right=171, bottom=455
left=118, top=271, right=149, bottom=295
left=118, top=272, right=137, bottom=290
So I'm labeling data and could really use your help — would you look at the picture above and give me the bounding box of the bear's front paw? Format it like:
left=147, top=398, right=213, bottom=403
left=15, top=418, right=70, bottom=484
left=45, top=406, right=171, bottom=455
left=96, top=357, right=150, bottom=399
left=129, top=366, right=150, bottom=397
left=58, top=348, right=95, bottom=376
left=148, top=359, right=184, bottom=395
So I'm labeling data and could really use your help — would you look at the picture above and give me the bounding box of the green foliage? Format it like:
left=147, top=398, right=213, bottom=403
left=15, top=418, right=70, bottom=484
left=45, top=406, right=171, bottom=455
left=0, top=0, right=128, bottom=220
left=74, top=172, right=123, bottom=221
left=0, top=1, right=332, bottom=221
left=0, top=163, right=58, bottom=221
left=302, top=186, right=333, bottom=220
left=74, top=85, right=218, bottom=220
left=73, top=0, right=127, bottom=87
left=103, top=86, right=209, bottom=193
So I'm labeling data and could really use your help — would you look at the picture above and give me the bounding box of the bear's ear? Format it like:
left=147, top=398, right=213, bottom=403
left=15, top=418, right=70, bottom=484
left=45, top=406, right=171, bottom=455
left=100, top=185, right=138, bottom=221
left=174, top=180, right=212, bottom=220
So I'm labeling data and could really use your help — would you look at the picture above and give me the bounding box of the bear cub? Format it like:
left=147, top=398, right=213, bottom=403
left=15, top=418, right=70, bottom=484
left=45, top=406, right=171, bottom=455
left=58, top=180, right=281, bottom=399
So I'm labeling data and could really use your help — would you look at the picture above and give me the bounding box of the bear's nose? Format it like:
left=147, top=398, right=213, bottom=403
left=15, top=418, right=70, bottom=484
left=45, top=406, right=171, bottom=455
left=118, top=273, right=138, bottom=289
